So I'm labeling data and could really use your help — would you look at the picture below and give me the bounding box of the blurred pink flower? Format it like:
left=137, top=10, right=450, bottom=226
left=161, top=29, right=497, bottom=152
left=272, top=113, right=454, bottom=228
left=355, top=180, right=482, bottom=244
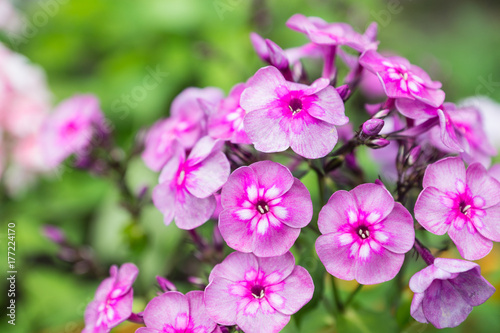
left=208, top=82, right=251, bottom=144
left=41, top=94, right=106, bottom=168
left=152, top=136, right=230, bottom=230
left=142, top=87, right=224, bottom=172
left=83, top=263, right=138, bottom=333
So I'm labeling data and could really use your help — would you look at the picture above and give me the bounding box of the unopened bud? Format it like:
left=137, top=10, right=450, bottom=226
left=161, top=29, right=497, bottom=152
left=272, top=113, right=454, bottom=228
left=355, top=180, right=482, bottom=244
left=42, top=225, right=66, bottom=244
left=373, top=108, right=390, bottom=119
left=156, top=276, right=177, bottom=292
left=336, top=84, right=351, bottom=101
left=406, top=146, right=421, bottom=166
left=266, top=39, right=289, bottom=71
left=361, top=119, right=384, bottom=137
left=366, top=137, right=390, bottom=149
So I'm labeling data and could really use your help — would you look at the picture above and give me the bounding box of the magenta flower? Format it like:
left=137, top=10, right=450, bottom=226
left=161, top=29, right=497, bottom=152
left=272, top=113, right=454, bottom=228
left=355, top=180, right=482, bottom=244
left=152, top=136, right=230, bottom=230
left=204, top=251, right=314, bottom=333
left=83, top=263, right=138, bottom=333
left=359, top=50, right=445, bottom=107
left=219, top=160, right=312, bottom=257
left=316, top=183, right=414, bottom=284
left=415, top=157, right=500, bottom=260
left=409, top=258, right=495, bottom=328
left=41, top=94, right=106, bottom=168
left=208, top=83, right=251, bottom=144
left=286, top=14, right=378, bottom=52
left=137, top=291, right=219, bottom=333
left=241, top=66, right=348, bottom=159
left=142, top=87, right=224, bottom=172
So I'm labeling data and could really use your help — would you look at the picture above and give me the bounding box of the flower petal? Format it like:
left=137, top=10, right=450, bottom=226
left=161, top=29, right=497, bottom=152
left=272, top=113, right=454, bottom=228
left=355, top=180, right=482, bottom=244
left=318, top=190, right=357, bottom=234
left=315, top=233, right=356, bottom=281
left=448, top=225, right=492, bottom=260
left=267, top=266, right=314, bottom=315
left=185, top=151, right=230, bottom=199
left=235, top=303, right=290, bottom=333
left=208, top=251, right=259, bottom=283
left=257, top=252, right=296, bottom=285
left=422, top=280, right=472, bottom=329
left=243, top=108, right=290, bottom=153
left=288, top=115, right=339, bottom=159
left=218, top=209, right=255, bottom=254
left=422, top=157, right=465, bottom=191
left=355, top=249, right=404, bottom=285
left=204, top=277, right=240, bottom=325
left=142, top=292, right=189, bottom=330
left=466, top=162, right=500, bottom=208
left=186, top=291, right=217, bottom=332
left=414, top=187, right=451, bottom=235
left=379, top=202, right=415, bottom=253
left=275, top=178, right=313, bottom=228
left=240, top=66, right=285, bottom=112
left=249, top=161, right=294, bottom=198
left=350, top=183, right=394, bottom=220
left=174, top=193, right=216, bottom=230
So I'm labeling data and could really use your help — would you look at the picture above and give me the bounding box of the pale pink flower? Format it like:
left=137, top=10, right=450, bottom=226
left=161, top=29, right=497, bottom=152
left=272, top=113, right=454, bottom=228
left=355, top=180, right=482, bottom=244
left=204, top=251, right=314, bottom=333
left=410, top=258, right=495, bottom=328
left=241, top=66, right=348, bottom=159
left=316, top=183, right=415, bottom=284
left=415, top=157, right=500, bottom=260
left=41, top=95, right=106, bottom=168
left=219, top=160, right=312, bottom=257
left=152, top=136, right=230, bottom=230
left=208, top=82, right=251, bottom=144
left=142, top=87, right=223, bottom=172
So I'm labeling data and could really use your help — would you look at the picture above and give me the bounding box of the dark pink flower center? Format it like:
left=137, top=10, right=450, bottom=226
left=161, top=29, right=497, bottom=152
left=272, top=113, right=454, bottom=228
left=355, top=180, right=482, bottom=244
left=251, top=285, right=266, bottom=299
left=356, top=225, right=370, bottom=239
left=256, top=200, right=270, bottom=214
left=288, top=98, right=303, bottom=115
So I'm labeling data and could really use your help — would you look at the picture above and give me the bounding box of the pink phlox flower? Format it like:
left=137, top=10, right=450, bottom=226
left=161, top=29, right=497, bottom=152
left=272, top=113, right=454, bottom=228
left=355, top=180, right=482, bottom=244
left=359, top=50, right=445, bottom=107
left=152, top=136, right=230, bottom=230
left=204, top=251, right=314, bottom=333
left=415, top=157, right=500, bottom=260
left=137, top=291, right=219, bottom=333
left=208, top=82, right=251, bottom=144
left=219, top=160, right=312, bottom=257
left=83, top=263, right=138, bottom=333
left=142, top=87, right=224, bottom=172
left=397, top=99, right=496, bottom=166
left=409, top=258, right=495, bottom=328
left=286, top=14, right=379, bottom=52
left=41, top=94, right=106, bottom=168
left=316, top=183, right=415, bottom=284
left=241, top=66, right=348, bottom=159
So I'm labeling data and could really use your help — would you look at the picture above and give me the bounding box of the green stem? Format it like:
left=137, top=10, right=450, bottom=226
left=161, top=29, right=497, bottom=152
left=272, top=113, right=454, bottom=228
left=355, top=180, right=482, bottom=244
left=344, top=284, right=363, bottom=309
left=331, top=275, right=344, bottom=313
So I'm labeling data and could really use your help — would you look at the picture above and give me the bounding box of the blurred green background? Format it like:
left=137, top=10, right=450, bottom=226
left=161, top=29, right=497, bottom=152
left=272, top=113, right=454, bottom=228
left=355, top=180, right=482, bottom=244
left=1, top=0, right=500, bottom=332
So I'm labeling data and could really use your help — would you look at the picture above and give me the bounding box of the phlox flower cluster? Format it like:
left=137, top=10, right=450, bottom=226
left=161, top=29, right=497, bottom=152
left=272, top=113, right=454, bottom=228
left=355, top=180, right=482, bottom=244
left=20, top=11, right=498, bottom=333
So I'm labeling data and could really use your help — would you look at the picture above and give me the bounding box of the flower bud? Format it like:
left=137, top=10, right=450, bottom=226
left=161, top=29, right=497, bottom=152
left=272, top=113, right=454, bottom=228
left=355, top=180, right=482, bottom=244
left=156, top=276, right=177, bottom=292
left=336, top=84, right=351, bottom=101
left=406, top=145, right=421, bottom=166
left=366, top=137, right=390, bottom=149
left=361, top=119, right=384, bottom=136
left=42, top=225, right=66, bottom=244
